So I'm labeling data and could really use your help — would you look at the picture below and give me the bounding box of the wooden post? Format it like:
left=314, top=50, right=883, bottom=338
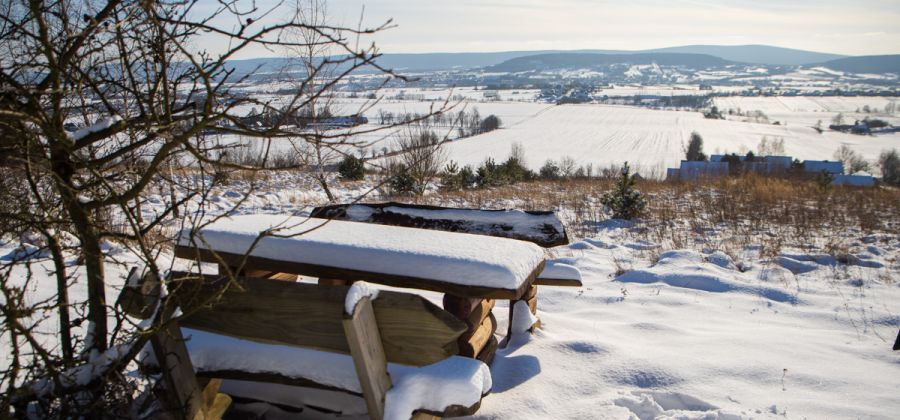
left=150, top=318, right=206, bottom=420
left=343, top=296, right=392, bottom=420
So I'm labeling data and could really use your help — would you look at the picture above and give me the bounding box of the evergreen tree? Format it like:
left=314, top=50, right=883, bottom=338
left=337, top=155, right=365, bottom=180
left=601, top=162, right=647, bottom=220
left=686, top=132, right=708, bottom=161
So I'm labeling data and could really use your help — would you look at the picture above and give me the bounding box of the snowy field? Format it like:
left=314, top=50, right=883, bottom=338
left=441, top=102, right=900, bottom=176
left=3, top=173, right=898, bottom=419
left=475, top=230, right=900, bottom=419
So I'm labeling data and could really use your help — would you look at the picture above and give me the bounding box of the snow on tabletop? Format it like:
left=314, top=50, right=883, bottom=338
left=178, top=215, right=546, bottom=291
left=538, top=259, right=582, bottom=281
left=344, top=281, right=380, bottom=315
left=180, top=328, right=491, bottom=419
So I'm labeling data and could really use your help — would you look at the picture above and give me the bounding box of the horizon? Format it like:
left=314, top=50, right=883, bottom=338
left=230, top=43, right=897, bottom=60
left=206, top=0, right=900, bottom=60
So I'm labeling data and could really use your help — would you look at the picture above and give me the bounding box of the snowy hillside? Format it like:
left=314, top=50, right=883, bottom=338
left=441, top=102, right=900, bottom=176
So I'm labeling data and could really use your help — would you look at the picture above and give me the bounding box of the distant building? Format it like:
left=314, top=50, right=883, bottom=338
left=668, top=161, right=729, bottom=181
left=832, top=174, right=876, bottom=187
left=483, top=90, right=499, bottom=100
left=803, top=160, right=844, bottom=174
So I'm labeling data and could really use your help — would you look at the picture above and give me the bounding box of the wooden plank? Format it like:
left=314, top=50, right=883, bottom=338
left=195, top=370, right=362, bottom=396
left=464, top=299, right=496, bottom=329
left=343, top=296, right=392, bottom=420
left=268, top=272, right=299, bottom=282
left=115, top=267, right=161, bottom=319
left=198, top=379, right=230, bottom=420
left=170, top=273, right=466, bottom=366
left=199, top=378, right=221, bottom=410
left=458, top=313, right=497, bottom=357
left=534, top=278, right=583, bottom=287
left=150, top=317, right=205, bottom=420
left=175, top=246, right=542, bottom=300
left=206, top=394, right=231, bottom=420
left=476, top=336, right=499, bottom=366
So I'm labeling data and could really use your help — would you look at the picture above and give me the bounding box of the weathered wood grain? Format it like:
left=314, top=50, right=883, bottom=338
left=170, top=274, right=466, bottom=366
left=344, top=296, right=391, bottom=420
left=150, top=318, right=205, bottom=420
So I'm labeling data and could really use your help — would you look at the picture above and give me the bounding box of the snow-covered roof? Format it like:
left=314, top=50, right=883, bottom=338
left=178, top=215, right=546, bottom=292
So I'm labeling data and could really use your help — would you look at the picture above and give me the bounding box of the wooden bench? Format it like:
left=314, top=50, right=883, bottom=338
left=175, top=214, right=581, bottom=335
left=118, top=270, right=491, bottom=420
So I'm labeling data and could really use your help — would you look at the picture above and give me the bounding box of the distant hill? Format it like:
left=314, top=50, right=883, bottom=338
left=485, top=52, right=731, bottom=73
left=224, top=45, right=880, bottom=76
left=646, top=45, right=846, bottom=66
left=816, top=55, right=900, bottom=74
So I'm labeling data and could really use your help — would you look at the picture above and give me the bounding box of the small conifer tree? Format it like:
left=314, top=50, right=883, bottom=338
left=601, top=162, right=647, bottom=220
left=686, top=131, right=708, bottom=161
left=338, top=155, right=365, bottom=180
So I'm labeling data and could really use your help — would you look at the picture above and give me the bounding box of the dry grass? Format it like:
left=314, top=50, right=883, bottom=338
left=381, top=174, right=900, bottom=259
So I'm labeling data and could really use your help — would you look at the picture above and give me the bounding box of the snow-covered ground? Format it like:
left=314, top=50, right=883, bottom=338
left=475, top=228, right=899, bottom=419
left=3, top=175, right=898, bottom=418
left=442, top=102, right=900, bottom=176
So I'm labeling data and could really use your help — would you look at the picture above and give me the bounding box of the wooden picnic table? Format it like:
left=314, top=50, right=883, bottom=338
left=174, top=214, right=550, bottom=300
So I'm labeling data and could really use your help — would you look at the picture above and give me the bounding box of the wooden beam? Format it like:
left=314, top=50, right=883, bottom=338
left=175, top=246, right=543, bottom=300
left=458, top=313, right=497, bottom=357
left=464, top=299, right=496, bottom=329
left=170, top=274, right=466, bottom=367
left=150, top=317, right=205, bottom=420
left=533, top=278, right=583, bottom=287
left=343, top=296, right=392, bottom=420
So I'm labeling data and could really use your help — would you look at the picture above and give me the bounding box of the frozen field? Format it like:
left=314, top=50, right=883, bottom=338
left=443, top=102, right=900, bottom=175
left=4, top=179, right=898, bottom=418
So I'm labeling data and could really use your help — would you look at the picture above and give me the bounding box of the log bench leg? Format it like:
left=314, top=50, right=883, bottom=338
left=443, top=295, right=498, bottom=363
left=506, top=285, right=540, bottom=344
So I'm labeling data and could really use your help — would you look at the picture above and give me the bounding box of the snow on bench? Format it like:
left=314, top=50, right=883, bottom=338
left=177, top=214, right=547, bottom=298
left=180, top=328, right=492, bottom=420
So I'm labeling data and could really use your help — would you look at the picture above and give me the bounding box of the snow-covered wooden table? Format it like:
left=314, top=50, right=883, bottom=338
left=174, top=214, right=549, bottom=300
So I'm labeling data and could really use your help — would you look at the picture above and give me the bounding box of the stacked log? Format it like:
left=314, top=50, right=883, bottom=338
left=443, top=295, right=498, bottom=362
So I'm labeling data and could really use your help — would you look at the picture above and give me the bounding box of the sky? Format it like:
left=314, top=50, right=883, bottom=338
left=201, top=0, right=900, bottom=58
